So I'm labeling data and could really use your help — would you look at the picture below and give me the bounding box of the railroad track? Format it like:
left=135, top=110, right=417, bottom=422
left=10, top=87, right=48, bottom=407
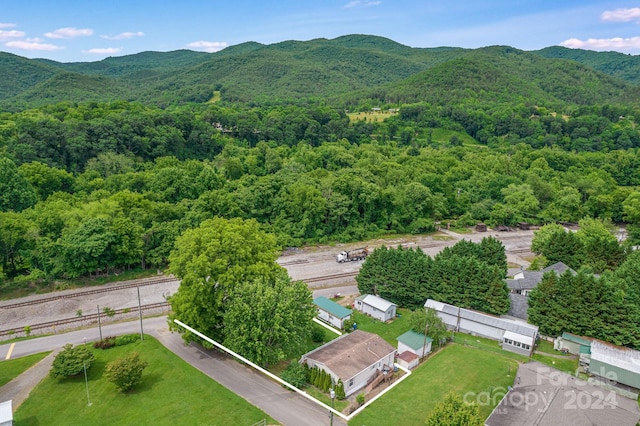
left=0, top=276, right=177, bottom=310
left=303, top=271, right=358, bottom=284
left=278, top=259, right=310, bottom=266
left=0, top=302, right=171, bottom=337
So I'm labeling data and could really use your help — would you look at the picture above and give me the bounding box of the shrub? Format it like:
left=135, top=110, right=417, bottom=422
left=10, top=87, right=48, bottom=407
left=104, top=352, right=148, bottom=392
left=311, top=326, right=325, bottom=343
left=93, top=336, right=116, bottom=349
left=115, top=334, right=141, bottom=346
left=50, top=344, right=96, bottom=378
left=356, top=393, right=365, bottom=406
left=335, top=379, right=346, bottom=400
left=342, top=318, right=356, bottom=332
left=281, top=362, right=308, bottom=388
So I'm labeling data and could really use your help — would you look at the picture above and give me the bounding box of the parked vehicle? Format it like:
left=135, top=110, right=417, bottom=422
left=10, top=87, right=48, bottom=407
left=336, top=247, right=369, bottom=263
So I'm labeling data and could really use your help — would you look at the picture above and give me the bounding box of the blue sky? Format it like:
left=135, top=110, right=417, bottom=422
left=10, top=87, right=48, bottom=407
left=2, top=1, right=640, bottom=62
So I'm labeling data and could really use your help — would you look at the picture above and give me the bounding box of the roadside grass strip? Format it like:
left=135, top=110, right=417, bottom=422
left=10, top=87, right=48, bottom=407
left=173, top=319, right=412, bottom=422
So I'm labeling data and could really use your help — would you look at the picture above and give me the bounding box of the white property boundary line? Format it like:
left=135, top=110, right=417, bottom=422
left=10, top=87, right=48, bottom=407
left=173, top=319, right=411, bottom=421
left=312, top=317, right=342, bottom=335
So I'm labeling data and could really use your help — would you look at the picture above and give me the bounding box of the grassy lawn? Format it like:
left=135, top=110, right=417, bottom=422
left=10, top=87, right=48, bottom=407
left=531, top=353, right=578, bottom=375
left=350, top=343, right=518, bottom=425
left=348, top=111, right=397, bottom=123
left=0, top=351, right=51, bottom=386
left=535, top=339, right=570, bottom=356
left=351, top=309, right=412, bottom=346
left=14, top=336, right=276, bottom=426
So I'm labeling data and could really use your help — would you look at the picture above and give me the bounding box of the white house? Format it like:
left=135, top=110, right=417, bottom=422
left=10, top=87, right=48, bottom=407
left=355, top=294, right=397, bottom=322
left=301, top=330, right=396, bottom=397
left=313, top=296, right=352, bottom=329
left=0, top=401, right=12, bottom=426
left=425, top=299, right=538, bottom=357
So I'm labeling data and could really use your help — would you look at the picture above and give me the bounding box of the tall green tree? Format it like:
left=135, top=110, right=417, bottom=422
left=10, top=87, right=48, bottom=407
left=409, top=307, right=448, bottom=348
left=223, top=272, right=316, bottom=366
left=168, top=217, right=282, bottom=343
left=0, top=157, right=38, bottom=212
left=425, top=392, right=483, bottom=426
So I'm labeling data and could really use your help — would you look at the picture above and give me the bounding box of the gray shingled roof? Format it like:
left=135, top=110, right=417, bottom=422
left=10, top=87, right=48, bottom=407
left=303, top=330, right=396, bottom=380
left=508, top=293, right=529, bottom=320
left=506, top=262, right=576, bottom=291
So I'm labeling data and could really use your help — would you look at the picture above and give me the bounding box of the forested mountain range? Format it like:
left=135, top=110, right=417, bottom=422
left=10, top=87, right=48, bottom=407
left=3, top=34, right=640, bottom=292
left=1, top=34, right=639, bottom=110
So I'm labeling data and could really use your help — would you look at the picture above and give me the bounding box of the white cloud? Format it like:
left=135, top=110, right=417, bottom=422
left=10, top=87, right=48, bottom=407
left=560, top=36, right=640, bottom=51
left=45, top=27, right=93, bottom=39
left=83, top=47, right=121, bottom=55
left=0, top=30, right=25, bottom=40
left=186, top=40, right=228, bottom=52
left=101, top=31, right=144, bottom=40
left=0, top=23, right=17, bottom=29
left=344, top=1, right=381, bottom=9
left=602, top=8, right=640, bottom=23
left=6, top=40, right=64, bottom=51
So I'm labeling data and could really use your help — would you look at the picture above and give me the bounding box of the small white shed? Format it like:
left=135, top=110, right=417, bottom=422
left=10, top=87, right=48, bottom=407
left=313, top=296, right=353, bottom=329
left=397, top=329, right=433, bottom=360
left=355, top=294, right=397, bottom=322
left=0, top=400, right=12, bottom=426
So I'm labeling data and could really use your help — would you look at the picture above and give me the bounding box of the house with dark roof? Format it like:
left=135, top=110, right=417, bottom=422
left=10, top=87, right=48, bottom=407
left=355, top=294, right=397, bottom=322
left=300, top=330, right=396, bottom=397
left=425, top=299, right=538, bottom=356
left=313, top=296, right=352, bottom=329
left=396, top=329, right=432, bottom=369
left=507, top=262, right=575, bottom=319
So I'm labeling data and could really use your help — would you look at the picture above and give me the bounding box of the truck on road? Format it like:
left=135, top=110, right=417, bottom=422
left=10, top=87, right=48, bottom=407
left=336, top=247, right=369, bottom=263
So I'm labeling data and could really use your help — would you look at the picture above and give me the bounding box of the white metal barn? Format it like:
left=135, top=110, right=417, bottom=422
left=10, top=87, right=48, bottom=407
left=424, top=299, right=538, bottom=356
left=355, top=294, right=397, bottom=322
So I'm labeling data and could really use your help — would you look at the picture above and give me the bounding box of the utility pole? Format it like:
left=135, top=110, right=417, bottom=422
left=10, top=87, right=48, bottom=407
left=97, top=304, right=103, bottom=342
left=137, top=287, right=144, bottom=341
left=83, top=361, right=92, bottom=406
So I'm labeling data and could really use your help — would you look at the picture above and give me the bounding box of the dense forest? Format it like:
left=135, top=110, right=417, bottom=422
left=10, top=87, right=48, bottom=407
left=1, top=35, right=640, bottom=293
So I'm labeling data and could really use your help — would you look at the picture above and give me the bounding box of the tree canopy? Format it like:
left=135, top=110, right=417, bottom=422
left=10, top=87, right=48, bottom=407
left=356, top=238, right=510, bottom=314
left=168, top=217, right=282, bottom=343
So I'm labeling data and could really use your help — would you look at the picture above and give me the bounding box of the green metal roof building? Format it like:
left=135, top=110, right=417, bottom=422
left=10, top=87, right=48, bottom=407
left=313, top=296, right=352, bottom=329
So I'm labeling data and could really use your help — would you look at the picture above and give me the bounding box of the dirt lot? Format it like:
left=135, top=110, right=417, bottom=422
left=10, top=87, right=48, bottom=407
left=0, top=228, right=534, bottom=338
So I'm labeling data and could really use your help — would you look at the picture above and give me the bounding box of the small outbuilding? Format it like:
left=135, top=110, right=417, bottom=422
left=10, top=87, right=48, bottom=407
left=313, top=296, right=352, bottom=329
left=554, top=332, right=592, bottom=357
left=397, top=329, right=432, bottom=368
left=0, top=400, right=12, bottom=426
left=355, top=294, right=397, bottom=322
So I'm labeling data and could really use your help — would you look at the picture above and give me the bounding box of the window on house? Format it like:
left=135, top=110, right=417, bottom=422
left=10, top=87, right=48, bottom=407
left=349, top=378, right=354, bottom=387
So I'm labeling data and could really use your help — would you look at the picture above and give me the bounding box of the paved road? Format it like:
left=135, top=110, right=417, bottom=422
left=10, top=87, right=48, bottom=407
left=0, top=316, right=346, bottom=426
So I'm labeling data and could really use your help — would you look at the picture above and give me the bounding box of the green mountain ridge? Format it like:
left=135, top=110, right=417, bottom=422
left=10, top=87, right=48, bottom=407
left=0, top=35, right=639, bottom=110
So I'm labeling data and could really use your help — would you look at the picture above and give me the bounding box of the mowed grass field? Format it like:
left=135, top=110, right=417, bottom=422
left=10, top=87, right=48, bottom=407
left=0, top=351, right=51, bottom=386
left=14, top=336, right=275, bottom=426
left=350, top=343, right=518, bottom=426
